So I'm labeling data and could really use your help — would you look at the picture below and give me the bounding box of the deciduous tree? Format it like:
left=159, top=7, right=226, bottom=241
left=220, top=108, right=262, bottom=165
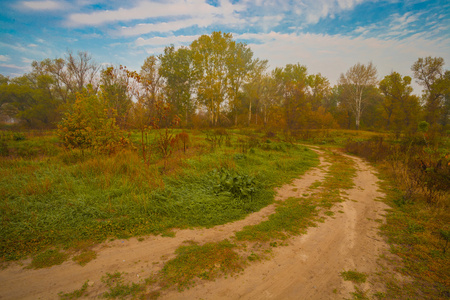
left=379, top=72, right=420, bottom=134
left=338, top=62, right=378, bottom=130
left=411, top=57, right=449, bottom=128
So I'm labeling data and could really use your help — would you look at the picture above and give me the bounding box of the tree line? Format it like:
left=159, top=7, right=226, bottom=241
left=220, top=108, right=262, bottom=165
left=0, top=31, right=449, bottom=135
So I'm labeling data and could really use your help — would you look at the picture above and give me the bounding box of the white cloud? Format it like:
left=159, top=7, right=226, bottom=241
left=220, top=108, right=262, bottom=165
left=117, top=18, right=214, bottom=37
left=292, top=0, right=365, bottom=24
left=68, top=0, right=245, bottom=27
left=0, top=63, right=29, bottom=70
left=22, top=57, right=34, bottom=64
left=0, top=55, right=10, bottom=62
left=135, top=35, right=200, bottom=47
left=20, top=0, right=64, bottom=10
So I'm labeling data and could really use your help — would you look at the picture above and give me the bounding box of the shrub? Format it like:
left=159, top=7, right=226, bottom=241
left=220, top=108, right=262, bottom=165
left=210, top=168, right=258, bottom=199
left=57, top=87, right=130, bottom=154
left=175, top=132, right=189, bottom=153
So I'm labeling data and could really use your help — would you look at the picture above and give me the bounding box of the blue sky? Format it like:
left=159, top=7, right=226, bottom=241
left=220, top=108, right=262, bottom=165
left=0, top=0, right=449, bottom=93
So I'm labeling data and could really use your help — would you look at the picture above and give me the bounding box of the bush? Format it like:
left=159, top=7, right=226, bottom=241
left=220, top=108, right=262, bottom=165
left=209, top=168, right=259, bottom=199
left=57, top=87, right=130, bottom=154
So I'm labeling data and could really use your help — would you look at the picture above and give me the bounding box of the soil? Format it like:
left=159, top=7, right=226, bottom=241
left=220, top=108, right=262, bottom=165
left=0, top=150, right=391, bottom=299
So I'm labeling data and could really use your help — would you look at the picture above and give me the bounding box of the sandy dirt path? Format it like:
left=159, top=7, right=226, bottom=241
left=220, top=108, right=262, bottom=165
left=0, top=151, right=389, bottom=299
left=160, top=154, right=389, bottom=299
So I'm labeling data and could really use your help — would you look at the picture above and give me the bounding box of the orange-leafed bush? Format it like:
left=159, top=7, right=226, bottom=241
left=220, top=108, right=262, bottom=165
left=57, top=87, right=130, bottom=154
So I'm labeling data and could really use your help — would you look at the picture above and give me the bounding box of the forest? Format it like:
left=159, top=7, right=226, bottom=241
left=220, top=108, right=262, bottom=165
left=0, top=31, right=449, bottom=299
left=0, top=31, right=448, bottom=135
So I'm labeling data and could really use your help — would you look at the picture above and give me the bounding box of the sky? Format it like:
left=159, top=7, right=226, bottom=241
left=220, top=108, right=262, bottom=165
left=0, top=0, right=449, bottom=94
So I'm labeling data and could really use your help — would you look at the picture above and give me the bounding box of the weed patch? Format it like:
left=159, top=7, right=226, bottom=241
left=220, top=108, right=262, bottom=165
left=159, top=240, right=244, bottom=290
left=341, top=270, right=368, bottom=284
left=28, top=249, right=68, bottom=269
left=58, top=281, right=89, bottom=300
left=72, top=250, right=97, bottom=266
left=102, top=272, right=144, bottom=299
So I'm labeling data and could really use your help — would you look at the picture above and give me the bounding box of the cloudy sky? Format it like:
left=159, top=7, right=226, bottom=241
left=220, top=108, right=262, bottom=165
left=0, top=0, right=449, bottom=93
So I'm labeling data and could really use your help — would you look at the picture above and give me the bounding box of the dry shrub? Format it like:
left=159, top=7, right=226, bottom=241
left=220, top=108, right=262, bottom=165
left=345, top=136, right=389, bottom=162
left=347, top=137, right=449, bottom=206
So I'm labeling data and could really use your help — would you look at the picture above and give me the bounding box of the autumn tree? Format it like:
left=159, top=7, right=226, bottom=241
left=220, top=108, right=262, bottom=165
left=227, top=42, right=256, bottom=126
left=306, top=73, right=331, bottom=111
left=191, top=32, right=234, bottom=126
left=379, top=71, right=420, bottom=134
left=58, top=86, right=129, bottom=154
left=100, top=66, right=132, bottom=128
left=241, top=58, right=268, bottom=126
left=159, top=45, right=194, bottom=126
left=338, top=62, right=378, bottom=130
left=0, top=68, right=60, bottom=128
left=272, top=63, right=308, bottom=130
left=140, top=55, right=163, bottom=122
left=411, top=57, right=449, bottom=128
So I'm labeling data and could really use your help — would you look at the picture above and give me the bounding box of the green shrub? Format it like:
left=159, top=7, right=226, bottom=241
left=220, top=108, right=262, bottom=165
left=57, top=87, right=130, bottom=154
left=210, top=168, right=258, bottom=199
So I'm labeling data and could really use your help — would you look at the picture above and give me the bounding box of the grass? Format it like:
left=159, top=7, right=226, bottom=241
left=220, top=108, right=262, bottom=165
left=375, top=178, right=450, bottom=299
left=28, top=249, right=68, bottom=269
left=102, top=272, right=144, bottom=299
left=58, top=281, right=89, bottom=300
left=0, top=129, right=319, bottom=261
left=72, top=250, right=97, bottom=266
left=334, top=131, right=450, bottom=300
left=159, top=240, right=244, bottom=291
left=341, top=270, right=368, bottom=284
left=235, top=150, right=356, bottom=242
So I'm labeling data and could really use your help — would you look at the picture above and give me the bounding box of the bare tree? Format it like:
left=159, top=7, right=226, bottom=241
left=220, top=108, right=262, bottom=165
left=339, top=62, right=378, bottom=130
left=65, top=51, right=100, bottom=93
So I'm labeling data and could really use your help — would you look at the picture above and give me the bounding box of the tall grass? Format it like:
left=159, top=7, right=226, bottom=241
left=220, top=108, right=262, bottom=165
left=340, top=132, right=450, bottom=299
left=0, top=129, right=319, bottom=261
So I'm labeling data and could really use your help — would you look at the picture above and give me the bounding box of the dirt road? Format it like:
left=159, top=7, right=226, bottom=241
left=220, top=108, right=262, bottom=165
left=0, top=150, right=390, bottom=299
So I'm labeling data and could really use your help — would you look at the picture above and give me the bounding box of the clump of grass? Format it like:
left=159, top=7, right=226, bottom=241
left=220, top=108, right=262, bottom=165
left=58, top=280, right=89, bottom=299
left=341, top=270, right=368, bottom=284
left=235, top=197, right=318, bottom=242
left=102, top=272, right=144, bottom=299
left=350, top=286, right=370, bottom=299
left=159, top=240, right=244, bottom=290
left=72, top=250, right=97, bottom=266
left=28, top=249, right=68, bottom=269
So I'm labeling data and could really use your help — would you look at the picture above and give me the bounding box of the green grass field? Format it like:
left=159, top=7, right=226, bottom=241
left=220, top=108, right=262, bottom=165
left=0, top=129, right=318, bottom=260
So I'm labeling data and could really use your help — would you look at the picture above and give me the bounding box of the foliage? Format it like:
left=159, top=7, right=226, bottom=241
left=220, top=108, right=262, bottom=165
left=57, top=87, right=130, bottom=154
left=379, top=71, right=419, bottom=135
left=175, top=131, right=189, bottom=153
left=412, top=57, right=449, bottom=128
left=159, top=45, right=195, bottom=126
left=338, top=62, right=378, bottom=130
left=210, top=168, right=258, bottom=199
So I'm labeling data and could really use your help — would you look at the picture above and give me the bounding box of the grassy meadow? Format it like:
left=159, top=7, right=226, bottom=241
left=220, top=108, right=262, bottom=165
left=1, top=127, right=449, bottom=299
left=0, top=128, right=318, bottom=261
